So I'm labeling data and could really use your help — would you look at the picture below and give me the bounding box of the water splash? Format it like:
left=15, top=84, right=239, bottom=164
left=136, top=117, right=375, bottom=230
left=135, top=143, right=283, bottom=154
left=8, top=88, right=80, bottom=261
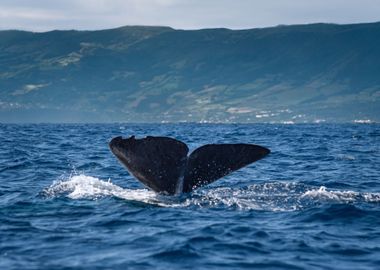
left=43, top=174, right=380, bottom=211
left=43, top=174, right=164, bottom=205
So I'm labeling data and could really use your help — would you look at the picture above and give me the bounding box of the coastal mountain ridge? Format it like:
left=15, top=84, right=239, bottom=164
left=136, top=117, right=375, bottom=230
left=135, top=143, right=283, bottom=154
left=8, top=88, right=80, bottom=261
left=1, top=22, right=379, bottom=123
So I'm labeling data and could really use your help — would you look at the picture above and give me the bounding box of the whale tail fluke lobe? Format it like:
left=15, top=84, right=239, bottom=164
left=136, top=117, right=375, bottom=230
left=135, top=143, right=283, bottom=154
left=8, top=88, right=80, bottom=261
left=109, top=136, right=270, bottom=195
left=109, top=136, right=188, bottom=194
left=183, top=143, right=270, bottom=193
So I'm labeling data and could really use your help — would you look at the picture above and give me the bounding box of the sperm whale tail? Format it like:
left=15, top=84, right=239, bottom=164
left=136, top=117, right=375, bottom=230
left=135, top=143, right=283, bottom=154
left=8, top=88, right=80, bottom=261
left=109, top=136, right=270, bottom=195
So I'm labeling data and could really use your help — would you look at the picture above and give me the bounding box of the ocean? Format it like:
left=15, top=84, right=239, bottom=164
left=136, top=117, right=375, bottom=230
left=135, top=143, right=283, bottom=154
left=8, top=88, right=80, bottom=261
left=1, top=123, right=379, bottom=269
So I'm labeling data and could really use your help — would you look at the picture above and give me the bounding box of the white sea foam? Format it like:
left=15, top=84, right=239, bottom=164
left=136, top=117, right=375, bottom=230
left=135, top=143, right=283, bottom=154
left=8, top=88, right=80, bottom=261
left=354, top=119, right=373, bottom=124
left=44, top=174, right=166, bottom=206
left=301, top=186, right=380, bottom=203
left=43, top=175, right=380, bottom=211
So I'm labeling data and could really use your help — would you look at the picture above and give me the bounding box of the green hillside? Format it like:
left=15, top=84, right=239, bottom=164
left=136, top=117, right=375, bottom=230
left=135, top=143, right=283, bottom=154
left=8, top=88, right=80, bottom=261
left=0, top=23, right=379, bottom=123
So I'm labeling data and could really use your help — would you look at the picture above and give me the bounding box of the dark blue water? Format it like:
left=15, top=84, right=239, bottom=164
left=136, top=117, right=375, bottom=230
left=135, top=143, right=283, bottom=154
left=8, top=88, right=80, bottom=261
left=1, top=123, right=379, bottom=269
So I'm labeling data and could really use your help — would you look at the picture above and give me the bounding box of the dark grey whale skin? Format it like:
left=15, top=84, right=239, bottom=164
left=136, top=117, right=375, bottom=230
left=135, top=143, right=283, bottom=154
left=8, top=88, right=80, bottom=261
left=109, top=136, right=270, bottom=195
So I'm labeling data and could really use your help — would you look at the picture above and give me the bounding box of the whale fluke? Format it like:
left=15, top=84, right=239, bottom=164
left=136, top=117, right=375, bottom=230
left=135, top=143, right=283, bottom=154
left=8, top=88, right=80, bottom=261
left=109, top=136, right=270, bottom=195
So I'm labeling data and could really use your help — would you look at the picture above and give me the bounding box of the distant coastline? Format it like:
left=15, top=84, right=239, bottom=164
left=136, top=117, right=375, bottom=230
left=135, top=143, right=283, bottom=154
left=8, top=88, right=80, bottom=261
left=1, top=22, right=379, bottom=123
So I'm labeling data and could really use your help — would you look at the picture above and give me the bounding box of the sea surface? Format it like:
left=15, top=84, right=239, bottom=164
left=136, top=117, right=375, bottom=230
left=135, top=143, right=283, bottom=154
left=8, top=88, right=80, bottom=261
left=1, top=123, right=379, bottom=270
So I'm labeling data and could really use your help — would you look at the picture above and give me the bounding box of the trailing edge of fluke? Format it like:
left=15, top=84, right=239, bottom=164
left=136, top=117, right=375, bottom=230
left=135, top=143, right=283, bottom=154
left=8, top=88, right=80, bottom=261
left=109, top=136, right=270, bottom=195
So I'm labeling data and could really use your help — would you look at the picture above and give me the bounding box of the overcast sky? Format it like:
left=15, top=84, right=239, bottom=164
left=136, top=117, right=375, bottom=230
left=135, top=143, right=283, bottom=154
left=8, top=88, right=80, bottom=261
left=1, top=0, right=380, bottom=32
